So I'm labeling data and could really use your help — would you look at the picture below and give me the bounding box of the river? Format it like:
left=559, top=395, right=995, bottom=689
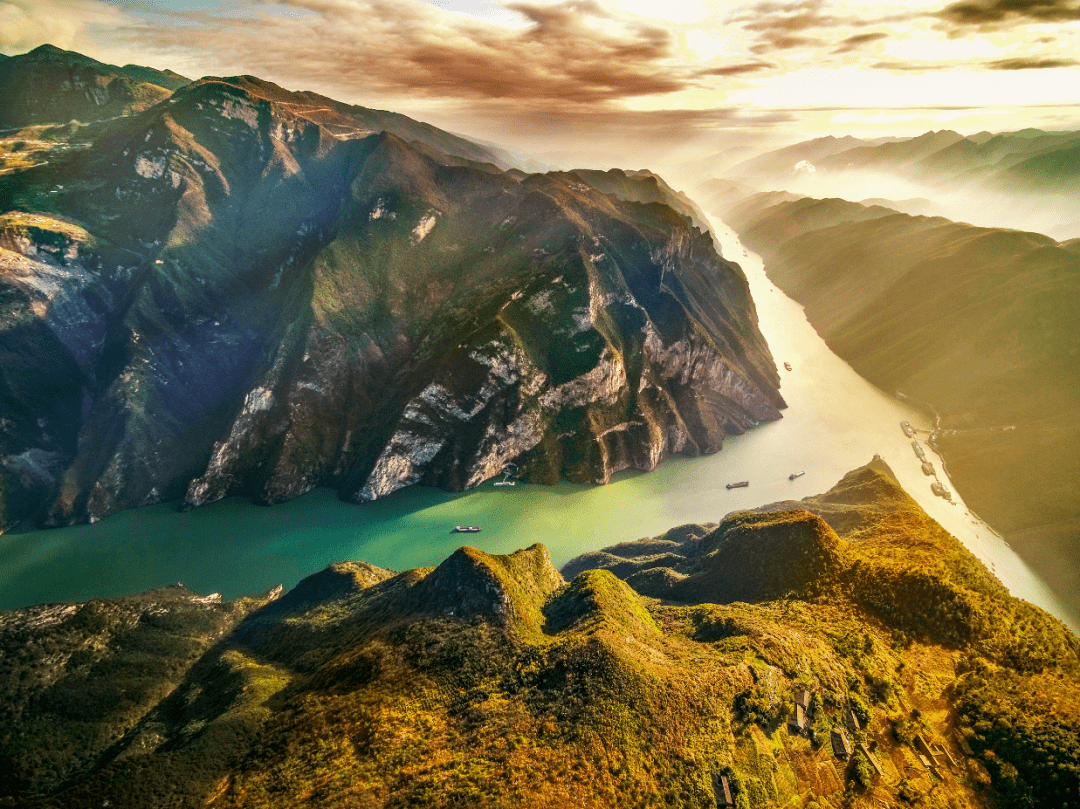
left=2, top=211, right=1074, bottom=632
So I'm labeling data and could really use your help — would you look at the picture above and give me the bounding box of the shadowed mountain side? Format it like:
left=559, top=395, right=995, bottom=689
left=0, top=74, right=783, bottom=531
left=715, top=192, right=1080, bottom=626
left=3, top=460, right=1078, bottom=808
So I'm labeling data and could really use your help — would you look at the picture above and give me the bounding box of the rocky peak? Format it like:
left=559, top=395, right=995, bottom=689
left=414, top=544, right=564, bottom=629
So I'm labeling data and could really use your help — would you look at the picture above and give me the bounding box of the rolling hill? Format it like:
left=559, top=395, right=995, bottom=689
left=1, top=459, right=1076, bottom=808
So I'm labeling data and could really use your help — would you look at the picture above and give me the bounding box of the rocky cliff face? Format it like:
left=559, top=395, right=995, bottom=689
left=0, top=73, right=783, bottom=530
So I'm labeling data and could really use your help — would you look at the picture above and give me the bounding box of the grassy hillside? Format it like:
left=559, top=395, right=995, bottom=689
left=1, top=459, right=1076, bottom=808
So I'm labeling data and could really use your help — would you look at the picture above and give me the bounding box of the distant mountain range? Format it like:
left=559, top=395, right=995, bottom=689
left=2, top=457, right=1077, bottom=808
left=729, top=127, right=1080, bottom=193
left=717, top=190, right=1080, bottom=626
left=0, top=46, right=783, bottom=532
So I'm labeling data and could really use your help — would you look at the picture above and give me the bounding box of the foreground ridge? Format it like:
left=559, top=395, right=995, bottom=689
left=1, top=458, right=1076, bottom=808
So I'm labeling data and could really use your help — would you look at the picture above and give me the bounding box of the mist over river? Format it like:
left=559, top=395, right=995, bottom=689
left=2, top=211, right=1074, bottom=632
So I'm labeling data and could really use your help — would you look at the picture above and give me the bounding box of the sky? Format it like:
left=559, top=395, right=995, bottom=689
left=2, top=0, right=1079, bottom=165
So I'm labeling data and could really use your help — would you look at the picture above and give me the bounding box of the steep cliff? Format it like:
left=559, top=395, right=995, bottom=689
left=0, top=73, right=783, bottom=530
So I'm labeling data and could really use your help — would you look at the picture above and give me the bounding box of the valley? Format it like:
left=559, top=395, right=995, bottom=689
left=1, top=28, right=1079, bottom=809
left=709, top=188, right=1080, bottom=630
left=2, top=458, right=1077, bottom=809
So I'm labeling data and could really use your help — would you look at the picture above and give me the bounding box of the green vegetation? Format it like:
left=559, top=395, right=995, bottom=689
left=1, top=458, right=1075, bottom=808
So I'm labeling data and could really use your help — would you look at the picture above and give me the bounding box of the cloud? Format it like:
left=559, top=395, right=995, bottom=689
left=0, top=0, right=125, bottom=54
left=130, top=0, right=730, bottom=106
left=696, top=61, right=775, bottom=75
left=727, top=0, right=837, bottom=52
left=750, top=35, right=819, bottom=52
left=987, top=56, right=1078, bottom=68
left=833, top=32, right=889, bottom=53
left=938, top=0, right=1080, bottom=25
left=872, top=61, right=946, bottom=72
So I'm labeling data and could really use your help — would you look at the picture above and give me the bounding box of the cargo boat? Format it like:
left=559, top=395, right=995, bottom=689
left=453, top=526, right=482, bottom=533
left=900, top=420, right=915, bottom=437
left=726, top=481, right=750, bottom=489
left=789, top=471, right=805, bottom=480
left=912, top=440, right=925, bottom=461
left=930, top=482, right=952, bottom=502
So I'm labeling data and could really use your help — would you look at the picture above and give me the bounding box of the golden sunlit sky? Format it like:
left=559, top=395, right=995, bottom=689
left=3, top=0, right=1079, bottom=164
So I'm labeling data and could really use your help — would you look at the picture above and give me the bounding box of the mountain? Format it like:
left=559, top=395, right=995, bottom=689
left=0, top=72, right=783, bottom=531
left=1, top=459, right=1076, bottom=808
left=997, top=139, right=1080, bottom=189
left=742, top=127, right=1080, bottom=199
left=0, top=44, right=190, bottom=131
left=815, top=130, right=966, bottom=172
left=727, top=135, right=874, bottom=177
left=567, top=167, right=712, bottom=231
left=716, top=191, right=1080, bottom=626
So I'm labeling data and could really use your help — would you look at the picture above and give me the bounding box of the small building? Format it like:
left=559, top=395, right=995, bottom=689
left=844, top=705, right=861, bottom=733
left=913, top=735, right=943, bottom=767
left=713, top=774, right=735, bottom=808
left=933, top=742, right=959, bottom=771
left=788, top=703, right=808, bottom=734
left=795, top=688, right=811, bottom=712
left=831, top=727, right=853, bottom=761
left=916, top=752, right=938, bottom=776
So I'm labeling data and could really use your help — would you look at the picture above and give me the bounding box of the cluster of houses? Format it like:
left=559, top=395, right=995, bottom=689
left=913, top=733, right=960, bottom=778
left=785, top=687, right=884, bottom=777
left=707, top=684, right=968, bottom=807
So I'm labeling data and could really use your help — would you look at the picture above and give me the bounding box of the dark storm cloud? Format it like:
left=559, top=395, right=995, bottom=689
left=134, top=0, right=738, bottom=106
left=938, top=0, right=1080, bottom=25
left=833, top=32, right=889, bottom=53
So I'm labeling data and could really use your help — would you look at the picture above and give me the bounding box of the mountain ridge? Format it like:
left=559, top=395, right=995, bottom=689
left=0, top=69, right=783, bottom=531
left=1, top=459, right=1076, bottom=808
